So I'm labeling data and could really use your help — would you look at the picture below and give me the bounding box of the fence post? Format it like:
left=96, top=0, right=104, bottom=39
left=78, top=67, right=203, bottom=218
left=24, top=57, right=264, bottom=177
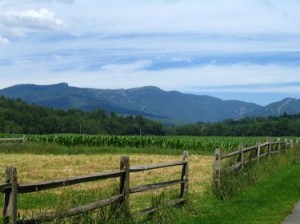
left=214, top=148, right=221, bottom=188
left=238, top=144, right=244, bottom=169
left=22, top=135, right=26, bottom=144
left=120, top=156, right=130, bottom=216
left=256, top=142, right=261, bottom=164
left=180, top=151, right=189, bottom=198
left=277, top=138, right=281, bottom=153
left=284, top=138, right=288, bottom=151
left=290, top=139, right=294, bottom=149
left=3, top=167, right=18, bottom=224
left=268, top=142, right=272, bottom=158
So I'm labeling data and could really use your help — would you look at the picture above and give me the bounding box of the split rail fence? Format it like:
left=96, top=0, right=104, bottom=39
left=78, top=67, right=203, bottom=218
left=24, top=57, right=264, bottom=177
left=1, top=151, right=189, bottom=224
left=214, top=138, right=295, bottom=187
left=0, top=136, right=26, bottom=144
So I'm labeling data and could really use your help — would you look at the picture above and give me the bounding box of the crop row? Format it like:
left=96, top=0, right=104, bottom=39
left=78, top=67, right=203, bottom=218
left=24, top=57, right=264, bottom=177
left=27, top=134, right=269, bottom=152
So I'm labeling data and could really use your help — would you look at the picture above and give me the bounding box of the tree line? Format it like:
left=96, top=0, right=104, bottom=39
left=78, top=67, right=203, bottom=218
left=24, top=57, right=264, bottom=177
left=173, top=114, right=300, bottom=136
left=0, top=96, right=165, bottom=135
left=1, top=96, right=300, bottom=136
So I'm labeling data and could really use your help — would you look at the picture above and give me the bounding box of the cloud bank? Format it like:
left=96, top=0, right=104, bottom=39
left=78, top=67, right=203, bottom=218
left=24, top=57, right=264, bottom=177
left=1, top=0, right=300, bottom=105
left=0, top=8, right=66, bottom=31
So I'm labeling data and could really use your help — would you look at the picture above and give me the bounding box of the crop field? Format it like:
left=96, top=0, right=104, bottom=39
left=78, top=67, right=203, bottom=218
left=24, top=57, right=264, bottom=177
left=0, top=135, right=297, bottom=223
left=25, top=134, right=271, bottom=153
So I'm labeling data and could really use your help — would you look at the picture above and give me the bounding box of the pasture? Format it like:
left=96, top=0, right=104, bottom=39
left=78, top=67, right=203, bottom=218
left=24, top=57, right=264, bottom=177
left=0, top=135, right=299, bottom=223
left=0, top=140, right=212, bottom=223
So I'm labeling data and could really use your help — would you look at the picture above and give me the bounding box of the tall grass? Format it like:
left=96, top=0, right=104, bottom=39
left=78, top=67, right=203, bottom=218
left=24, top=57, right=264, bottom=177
left=14, top=183, right=128, bottom=224
left=213, top=148, right=300, bottom=200
left=0, top=142, right=186, bottom=155
left=1, top=140, right=299, bottom=223
left=174, top=146, right=300, bottom=224
left=188, top=170, right=300, bottom=223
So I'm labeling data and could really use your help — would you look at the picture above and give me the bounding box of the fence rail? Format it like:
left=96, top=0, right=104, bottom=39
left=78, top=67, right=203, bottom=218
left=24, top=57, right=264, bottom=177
left=2, top=170, right=125, bottom=194
left=214, top=138, right=295, bottom=188
left=130, top=160, right=185, bottom=172
left=1, top=151, right=189, bottom=224
left=0, top=136, right=26, bottom=144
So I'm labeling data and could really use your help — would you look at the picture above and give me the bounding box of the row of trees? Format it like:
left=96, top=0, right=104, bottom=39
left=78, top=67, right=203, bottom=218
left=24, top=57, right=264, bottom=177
left=0, top=96, right=165, bottom=135
left=173, top=115, right=300, bottom=136
left=1, top=96, right=300, bottom=136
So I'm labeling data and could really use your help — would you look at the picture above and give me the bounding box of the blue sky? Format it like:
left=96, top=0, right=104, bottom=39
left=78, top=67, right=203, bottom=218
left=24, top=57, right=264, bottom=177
left=1, top=0, right=300, bottom=105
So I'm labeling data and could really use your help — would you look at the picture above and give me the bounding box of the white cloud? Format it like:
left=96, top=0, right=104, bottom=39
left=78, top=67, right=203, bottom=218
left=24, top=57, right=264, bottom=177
left=0, top=8, right=66, bottom=31
left=1, top=0, right=300, bottom=105
left=67, top=0, right=300, bottom=34
left=0, top=35, right=9, bottom=44
left=101, top=60, right=152, bottom=73
left=1, top=1, right=300, bottom=35
left=19, top=62, right=298, bottom=95
left=2, top=61, right=300, bottom=104
left=101, top=63, right=300, bottom=93
left=199, top=85, right=300, bottom=94
left=54, top=0, right=76, bottom=3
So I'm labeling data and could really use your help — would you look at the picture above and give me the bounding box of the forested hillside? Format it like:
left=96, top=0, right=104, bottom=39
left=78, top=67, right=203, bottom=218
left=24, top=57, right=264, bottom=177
left=174, top=114, right=300, bottom=136
left=1, top=96, right=300, bottom=136
left=0, top=96, right=165, bottom=135
left=0, top=83, right=261, bottom=123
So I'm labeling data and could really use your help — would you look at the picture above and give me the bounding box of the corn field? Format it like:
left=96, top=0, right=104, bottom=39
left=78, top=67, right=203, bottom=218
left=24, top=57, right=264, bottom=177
left=26, top=134, right=271, bottom=152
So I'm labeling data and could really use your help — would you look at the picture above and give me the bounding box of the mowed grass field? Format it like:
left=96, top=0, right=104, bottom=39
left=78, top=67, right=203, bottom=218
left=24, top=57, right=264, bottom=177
left=0, top=153, right=213, bottom=189
left=1, top=136, right=298, bottom=223
left=0, top=148, right=213, bottom=220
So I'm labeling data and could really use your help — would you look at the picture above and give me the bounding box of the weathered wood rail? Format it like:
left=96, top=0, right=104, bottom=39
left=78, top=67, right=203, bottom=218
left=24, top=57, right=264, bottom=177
left=1, top=151, right=189, bottom=224
left=214, top=138, right=295, bottom=188
left=0, top=136, right=26, bottom=144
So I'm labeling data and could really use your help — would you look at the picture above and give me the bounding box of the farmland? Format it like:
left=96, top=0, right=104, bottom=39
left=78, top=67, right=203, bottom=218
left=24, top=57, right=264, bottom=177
left=0, top=140, right=212, bottom=223
left=25, top=134, right=270, bottom=154
left=0, top=135, right=299, bottom=223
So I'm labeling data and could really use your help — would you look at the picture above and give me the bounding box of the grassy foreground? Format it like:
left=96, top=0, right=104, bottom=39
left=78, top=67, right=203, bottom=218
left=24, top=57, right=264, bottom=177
left=155, top=149, right=300, bottom=224
left=178, top=163, right=300, bottom=223
left=0, top=146, right=212, bottom=223
left=0, top=142, right=300, bottom=223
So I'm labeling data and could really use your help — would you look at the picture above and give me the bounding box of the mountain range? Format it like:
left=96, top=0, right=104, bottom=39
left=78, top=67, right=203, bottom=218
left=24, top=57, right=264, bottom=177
left=1, top=83, right=300, bottom=124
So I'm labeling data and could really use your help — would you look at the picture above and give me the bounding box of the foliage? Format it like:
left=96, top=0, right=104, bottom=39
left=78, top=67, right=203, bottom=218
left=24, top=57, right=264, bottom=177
left=24, top=135, right=267, bottom=153
left=0, top=96, right=165, bottom=135
left=2, top=95, right=300, bottom=137
left=174, top=114, right=300, bottom=136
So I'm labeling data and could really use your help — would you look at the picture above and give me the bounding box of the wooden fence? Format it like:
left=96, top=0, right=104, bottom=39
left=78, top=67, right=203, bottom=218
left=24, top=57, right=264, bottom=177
left=0, top=136, right=26, bottom=144
left=1, top=151, right=189, bottom=224
left=214, top=139, right=295, bottom=188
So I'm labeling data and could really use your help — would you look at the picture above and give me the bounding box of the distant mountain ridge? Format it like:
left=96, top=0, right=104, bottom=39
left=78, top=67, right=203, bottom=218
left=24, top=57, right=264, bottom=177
left=248, top=98, right=300, bottom=117
left=1, top=83, right=299, bottom=124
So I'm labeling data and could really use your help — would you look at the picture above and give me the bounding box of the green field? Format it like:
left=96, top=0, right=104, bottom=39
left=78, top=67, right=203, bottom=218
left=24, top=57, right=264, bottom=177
left=26, top=134, right=278, bottom=154
left=0, top=135, right=299, bottom=223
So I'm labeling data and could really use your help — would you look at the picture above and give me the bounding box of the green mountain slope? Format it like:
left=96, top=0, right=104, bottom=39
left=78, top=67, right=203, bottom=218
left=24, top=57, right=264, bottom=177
left=249, top=98, right=300, bottom=117
left=0, top=83, right=265, bottom=123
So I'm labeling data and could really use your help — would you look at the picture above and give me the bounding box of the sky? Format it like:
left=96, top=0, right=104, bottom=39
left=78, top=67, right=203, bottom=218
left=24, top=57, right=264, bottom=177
left=1, top=0, right=300, bottom=105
